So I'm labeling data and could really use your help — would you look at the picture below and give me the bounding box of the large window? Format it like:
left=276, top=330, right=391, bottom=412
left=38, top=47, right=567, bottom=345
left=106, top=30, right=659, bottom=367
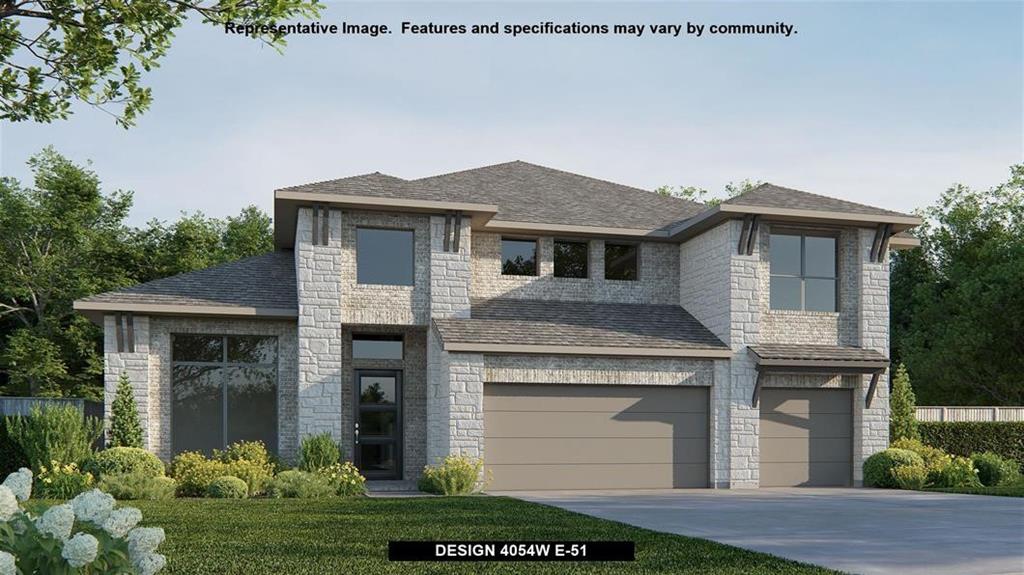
left=554, top=240, right=588, bottom=278
left=501, top=238, right=537, bottom=276
left=357, top=228, right=414, bottom=285
left=172, top=335, right=278, bottom=456
left=604, top=243, right=638, bottom=281
left=769, top=233, right=837, bottom=312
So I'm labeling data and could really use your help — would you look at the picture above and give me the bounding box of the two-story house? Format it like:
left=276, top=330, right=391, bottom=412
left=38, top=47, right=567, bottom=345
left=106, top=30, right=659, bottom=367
left=74, top=161, right=921, bottom=489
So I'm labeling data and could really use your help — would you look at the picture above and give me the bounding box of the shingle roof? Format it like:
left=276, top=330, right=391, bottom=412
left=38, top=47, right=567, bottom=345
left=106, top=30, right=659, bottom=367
left=77, top=251, right=297, bottom=311
left=724, top=183, right=912, bottom=218
left=748, top=344, right=889, bottom=364
left=433, top=298, right=729, bottom=351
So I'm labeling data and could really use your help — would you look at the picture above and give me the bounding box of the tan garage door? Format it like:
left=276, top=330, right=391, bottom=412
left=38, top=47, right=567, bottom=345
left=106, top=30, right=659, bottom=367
left=759, top=388, right=853, bottom=487
left=484, top=384, right=708, bottom=490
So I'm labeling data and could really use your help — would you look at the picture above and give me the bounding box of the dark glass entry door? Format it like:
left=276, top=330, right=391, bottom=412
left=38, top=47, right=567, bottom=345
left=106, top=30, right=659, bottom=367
left=354, top=370, right=402, bottom=479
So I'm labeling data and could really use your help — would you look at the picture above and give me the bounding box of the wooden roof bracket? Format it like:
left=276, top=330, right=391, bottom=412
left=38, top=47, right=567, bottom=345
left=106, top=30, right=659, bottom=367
left=443, top=212, right=452, bottom=252
left=737, top=214, right=760, bottom=256
left=752, top=368, right=766, bottom=407
left=865, top=369, right=886, bottom=408
left=870, top=223, right=892, bottom=263
left=452, top=211, right=463, bottom=252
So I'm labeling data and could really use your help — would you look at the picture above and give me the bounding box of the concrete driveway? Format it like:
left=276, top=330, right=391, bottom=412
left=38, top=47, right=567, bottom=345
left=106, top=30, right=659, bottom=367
left=497, top=488, right=1024, bottom=575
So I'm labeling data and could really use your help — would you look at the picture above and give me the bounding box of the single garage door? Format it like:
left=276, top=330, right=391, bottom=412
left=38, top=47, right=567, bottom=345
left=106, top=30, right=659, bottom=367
left=484, top=384, right=708, bottom=490
left=759, top=388, right=853, bottom=487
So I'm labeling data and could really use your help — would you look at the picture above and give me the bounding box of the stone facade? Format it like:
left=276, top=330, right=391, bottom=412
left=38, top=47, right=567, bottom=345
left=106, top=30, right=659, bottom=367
left=484, top=355, right=713, bottom=386
left=103, top=315, right=152, bottom=448
left=854, top=227, right=891, bottom=483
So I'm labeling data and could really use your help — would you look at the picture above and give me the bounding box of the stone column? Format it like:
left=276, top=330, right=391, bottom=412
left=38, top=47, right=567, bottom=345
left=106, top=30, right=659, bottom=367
left=103, top=314, right=151, bottom=450
left=854, top=228, right=891, bottom=484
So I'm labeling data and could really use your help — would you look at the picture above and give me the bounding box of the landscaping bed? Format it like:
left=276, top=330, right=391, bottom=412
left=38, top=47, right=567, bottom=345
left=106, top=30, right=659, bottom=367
left=926, top=476, right=1024, bottom=498
left=132, top=497, right=840, bottom=575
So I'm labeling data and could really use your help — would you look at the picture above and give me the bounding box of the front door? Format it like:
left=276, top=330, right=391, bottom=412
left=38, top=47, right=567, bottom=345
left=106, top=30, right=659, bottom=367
left=354, top=370, right=402, bottom=479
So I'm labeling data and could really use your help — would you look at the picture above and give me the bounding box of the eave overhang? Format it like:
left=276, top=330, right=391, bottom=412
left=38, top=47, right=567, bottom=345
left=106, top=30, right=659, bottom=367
left=73, top=300, right=298, bottom=325
left=441, top=341, right=733, bottom=359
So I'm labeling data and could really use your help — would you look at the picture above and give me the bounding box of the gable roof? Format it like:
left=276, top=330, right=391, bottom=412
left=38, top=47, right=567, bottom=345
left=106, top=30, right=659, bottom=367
left=74, top=251, right=297, bottom=320
left=432, top=298, right=730, bottom=357
left=723, top=183, right=911, bottom=218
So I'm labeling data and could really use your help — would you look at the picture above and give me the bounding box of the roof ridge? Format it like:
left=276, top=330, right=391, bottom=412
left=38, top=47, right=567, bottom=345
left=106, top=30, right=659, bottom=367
left=409, top=160, right=525, bottom=183
left=275, top=171, right=408, bottom=192
left=729, top=182, right=911, bottom=216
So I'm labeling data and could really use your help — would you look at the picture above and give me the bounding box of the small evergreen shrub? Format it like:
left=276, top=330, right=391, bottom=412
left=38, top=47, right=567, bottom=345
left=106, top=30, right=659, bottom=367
left=170, top=451, right=228, bottom=497
left=85, top=447, right=164, bottom=479
left=265, top=470, right=335, bottom=498
left=891, top=438, right=950, bottom=485
left=6, top=405, right=103, bottom=471
left=316, top=462, right=367, bottom=496
left=971, top=452, right=1019, bottom=487
left=891, top=465, right=928, bottom=490
left=933, top=456, right=982, bottom=489
left=98, top=472, right=177, bottom=500
left=36, top=461, right=94, bottom=499
left=863, top=448, right=924, bottom=488
left=418, top=455, right=486, bottom=495
left=207, top=475, right=249, bottom=499
left=109, top=372, right=144, bottom=448
left=889, top=364, right=919, bottom=442
left=299, top=433, right=340, bottom=471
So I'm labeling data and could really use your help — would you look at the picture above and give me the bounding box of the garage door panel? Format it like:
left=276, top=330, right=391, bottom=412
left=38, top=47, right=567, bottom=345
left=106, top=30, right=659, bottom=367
left=486, top=437, right=708, bottom=465
left=760, top=438, right=852, bottom=463
left=760, top=413, right=852, bottom=438
left=484, top=410, right=708, bottom=439
left=485, top=385, right=708, bottom=413
left=761, top=389, right=852, bottom=414
left=488, top=463, right=707, bottom=491
left=760, top=462, right=852, bottom=488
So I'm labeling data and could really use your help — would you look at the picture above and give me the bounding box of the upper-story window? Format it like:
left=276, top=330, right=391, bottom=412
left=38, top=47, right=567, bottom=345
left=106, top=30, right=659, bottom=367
left=554, top=240, right=588, bottom=278
left=501, top=238, right=537, bottom=276
left=353, top=334, right=403, bottom=360
left=769, top=232, right=837, bottom=312
left=357, top=228, right=414, bottom=286
left=604, top=242, right=638, bottom=281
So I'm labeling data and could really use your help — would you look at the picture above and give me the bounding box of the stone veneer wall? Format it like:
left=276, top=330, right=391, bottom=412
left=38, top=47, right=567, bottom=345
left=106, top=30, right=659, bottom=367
left=103, top=315, right=152, bottom=449
left=471, top=233, right=678, bottom=304
left=340, top=211, right=431, bottom=325
left=484, top=355, right=713, bottom=386
left=854, top=227, right=890, bottom=483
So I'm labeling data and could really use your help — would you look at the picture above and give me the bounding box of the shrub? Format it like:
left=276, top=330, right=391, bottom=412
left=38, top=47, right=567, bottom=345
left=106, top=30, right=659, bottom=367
left=919, top=421, right=1024, bottom=472
left=0, top=418, right=29, bottom=477
left=5, top=405, right=104, bottom=471
left=265, top=470, right=335, bottom=499
left=85, top=447, right=165, bottom=480
left=109, top=372, right=144, bottom=448
left=214, top=441, right=274, bottom=495
left=863, top=448, right=924, bottom=488
left=299, top=433, right=340, bottom=471
left=207, top=476, right=249, bottom=499
left=98, top=473, right=177, bottom=500
left=317, top=462, right=367, bottom=496
left=170, top=451, right=228, bottom=497
left=216, top=440, right=272, bottom=467
left=36, top=461, right=95, bottom=499
left=891, top=438, right=950, bottom=485
left=889, top=364, right=919, bottom=442
left=933, top=456, right=982, bottom=488
left=418, top=455, right=486, bottom=495
left=971, top=452, right=1019, bottom=487
left=891, top=465, right=928, bottom=490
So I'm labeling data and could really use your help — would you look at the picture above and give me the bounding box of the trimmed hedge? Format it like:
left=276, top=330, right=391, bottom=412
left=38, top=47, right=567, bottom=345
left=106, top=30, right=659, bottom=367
left=920, top=422, right=1024, bottom=471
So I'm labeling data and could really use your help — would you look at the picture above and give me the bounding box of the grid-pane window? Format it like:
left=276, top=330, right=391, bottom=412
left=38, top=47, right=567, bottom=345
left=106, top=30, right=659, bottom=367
left=769, top=233, right=837, bottom=312
left=554, top=240, right=588, bottom=278
left=604, top=243, right=638, bottom=281
left=501, top=239, right=537, bottom=276
left=172, top=335, right=278, bottom=456
left=357, top=228, right=414, bottom=285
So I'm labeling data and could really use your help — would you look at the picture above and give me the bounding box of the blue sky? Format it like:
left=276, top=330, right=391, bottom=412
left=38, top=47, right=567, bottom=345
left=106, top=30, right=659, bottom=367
left=2, top=1, right=1021, bottom=225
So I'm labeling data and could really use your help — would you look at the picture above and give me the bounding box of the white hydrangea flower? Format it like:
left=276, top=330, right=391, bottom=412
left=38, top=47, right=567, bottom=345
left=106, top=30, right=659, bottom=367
left=61, top=532, right=99, bottom=568
left=70, top=489, right=115, bottom=525
left=2, top=468, right=32, bottom=502
left=133, top=552, right=167, bottom=575
left=0, top=550, right=15, bottom=575
left=0, top=486, right=18, bottom=522
left=103, top=506, right=143, bottom=539
left=35, top=503, right=75, bottom=541
left=126, top=526, right=166, bottom=559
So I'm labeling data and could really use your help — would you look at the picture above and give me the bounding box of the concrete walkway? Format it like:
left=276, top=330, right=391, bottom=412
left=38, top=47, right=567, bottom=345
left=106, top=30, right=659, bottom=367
left=496, top=488, right=1024, bottom=575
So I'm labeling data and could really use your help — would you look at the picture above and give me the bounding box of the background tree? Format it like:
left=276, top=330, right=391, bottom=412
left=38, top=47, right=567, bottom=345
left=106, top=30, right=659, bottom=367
left=656, top=179, right=763, bottom=205
left=0, top=0, right=322, bottom=127
left=891, top=165, right=1024, bottom=405
left=889, top=364, right=919, bottom=442
left=109, top=372, right=143, bottom=448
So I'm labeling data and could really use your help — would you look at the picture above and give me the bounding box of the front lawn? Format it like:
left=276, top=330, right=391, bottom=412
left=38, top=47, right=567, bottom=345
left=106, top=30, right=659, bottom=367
left=133, top=497, right=839, bottom=574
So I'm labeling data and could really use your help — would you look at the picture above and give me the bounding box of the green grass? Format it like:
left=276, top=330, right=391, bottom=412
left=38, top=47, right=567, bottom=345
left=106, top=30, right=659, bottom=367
left=926, top=476, right=1024, bottom=497
left=132, top=497, right=840, bottom=574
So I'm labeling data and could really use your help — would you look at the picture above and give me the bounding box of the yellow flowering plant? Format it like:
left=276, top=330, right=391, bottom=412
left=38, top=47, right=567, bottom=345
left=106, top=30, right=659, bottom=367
left=36, top=461, right=94, bottom=500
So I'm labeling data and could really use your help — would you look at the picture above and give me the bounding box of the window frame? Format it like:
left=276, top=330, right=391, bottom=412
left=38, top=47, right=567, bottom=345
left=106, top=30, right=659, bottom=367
left=768, top=229, right=839, bottom=312
left=355, top=226, right=415, bottom=286
left=603, top=241, right=640, bottom=281
left=553, top=238, right=590, bottom=279
left=170, top=334, right=279, bottom=456
left=500, top=236, right=539, bottom=277
left=352, top=333, right=405, bottom=360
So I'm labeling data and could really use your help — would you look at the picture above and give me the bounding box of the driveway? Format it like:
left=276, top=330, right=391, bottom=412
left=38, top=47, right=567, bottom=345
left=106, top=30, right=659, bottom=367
left=497, top=488, right=1024, bottom=575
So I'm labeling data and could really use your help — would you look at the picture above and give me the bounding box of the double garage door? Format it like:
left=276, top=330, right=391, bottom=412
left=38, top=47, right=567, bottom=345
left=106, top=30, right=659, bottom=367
left=484, top=384, right=853, bottom=490
left=484, top=384, right=709, bottom=490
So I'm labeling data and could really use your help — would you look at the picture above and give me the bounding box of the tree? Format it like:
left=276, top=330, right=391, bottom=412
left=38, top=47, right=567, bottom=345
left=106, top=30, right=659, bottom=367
left=889, top=364, right=919, bottom=442
left=0, top=0, right=322, bottom=127
left=891, top=165, right=1024, bottom=405
left=656, top=179, right=763, bottom=206
left=109, top=372, right=143, bottom=448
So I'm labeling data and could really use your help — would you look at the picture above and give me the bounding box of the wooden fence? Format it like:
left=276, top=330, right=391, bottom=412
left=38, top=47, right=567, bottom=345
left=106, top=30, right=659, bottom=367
left=916, top=406, right=1024, bottom=422
left=0, top=397, right=103, bottom=420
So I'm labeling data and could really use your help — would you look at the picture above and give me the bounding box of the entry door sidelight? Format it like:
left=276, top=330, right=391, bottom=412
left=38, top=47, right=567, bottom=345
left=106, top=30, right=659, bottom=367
left=354, top=370, right=402, bottom=479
